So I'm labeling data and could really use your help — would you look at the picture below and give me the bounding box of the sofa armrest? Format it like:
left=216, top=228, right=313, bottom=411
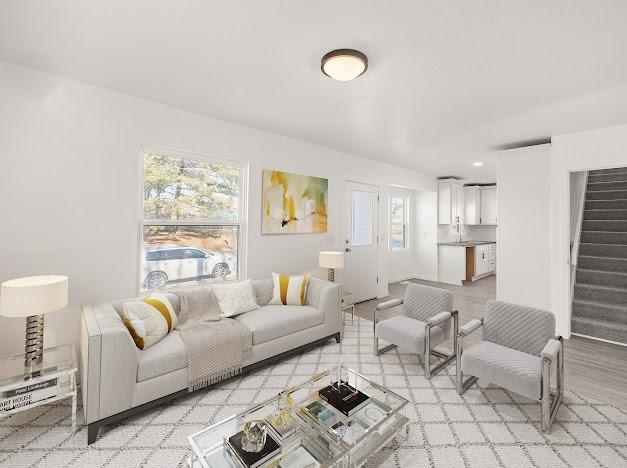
left=306, top=278, right=341, bottom=334
left=81, top=303, right=139, bottom=424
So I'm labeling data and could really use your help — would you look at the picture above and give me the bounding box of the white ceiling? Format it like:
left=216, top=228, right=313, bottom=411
left=2, top=0, right=627, bottom=181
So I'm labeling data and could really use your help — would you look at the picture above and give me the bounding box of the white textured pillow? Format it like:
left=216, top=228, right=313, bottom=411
left=122, top=293, right=177, bottom=350
left=212, top=280, right=260, bottom=318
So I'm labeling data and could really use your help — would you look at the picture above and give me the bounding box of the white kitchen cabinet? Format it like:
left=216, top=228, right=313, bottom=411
left=438, top=180, right=464, bottom=225
left=464, top=186, right=480, bottom=225
left=474, top=244, right=490, bottom=276
left=473, top=243, right=496, bottom=279
left=480, top=187, right=497, bottom=225
left=464, top=185, right=498, bottom=225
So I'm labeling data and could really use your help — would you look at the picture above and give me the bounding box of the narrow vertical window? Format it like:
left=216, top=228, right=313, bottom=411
left=390, top=196, right=408, bottom=250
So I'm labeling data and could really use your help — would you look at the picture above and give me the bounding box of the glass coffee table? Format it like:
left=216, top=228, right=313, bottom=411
left=188, top=366, right=409, bottom=468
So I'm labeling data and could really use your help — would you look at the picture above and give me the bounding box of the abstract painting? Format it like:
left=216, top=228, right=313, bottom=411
left=262, top=170, right=328, bottom=234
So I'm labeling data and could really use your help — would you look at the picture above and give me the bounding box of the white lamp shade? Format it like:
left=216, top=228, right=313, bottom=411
left=319, top=251, right=344, bottom=269
left=0, top=275, right=68, bottom=318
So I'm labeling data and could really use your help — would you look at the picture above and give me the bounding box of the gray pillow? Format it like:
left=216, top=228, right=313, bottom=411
left=176, top=286, right=221, bottom=325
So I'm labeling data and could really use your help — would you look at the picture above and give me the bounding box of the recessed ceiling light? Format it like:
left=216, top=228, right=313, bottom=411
left=321, top=49, right=368, bottom=81
left=473, top=162, right=483, bottom=167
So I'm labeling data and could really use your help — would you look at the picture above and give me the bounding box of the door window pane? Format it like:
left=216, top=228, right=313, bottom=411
left=352, top=191, right=373, bottom=246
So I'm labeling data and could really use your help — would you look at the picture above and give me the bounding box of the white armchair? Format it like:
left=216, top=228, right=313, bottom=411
left=374, top=283, right=458, bottom=379
left=456, top=300, right=564, bottom=432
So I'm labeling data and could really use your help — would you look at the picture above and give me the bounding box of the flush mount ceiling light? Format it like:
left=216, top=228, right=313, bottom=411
left=321, top=49, right=368, bottom=81
left=473, top=162, right=483, bottom=167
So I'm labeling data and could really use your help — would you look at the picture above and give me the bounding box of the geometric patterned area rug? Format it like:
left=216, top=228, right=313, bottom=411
left=1, top=319, right=626, bottom=467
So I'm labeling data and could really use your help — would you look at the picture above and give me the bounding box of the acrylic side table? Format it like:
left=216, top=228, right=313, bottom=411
left=0, top=343, right=77, bottom=432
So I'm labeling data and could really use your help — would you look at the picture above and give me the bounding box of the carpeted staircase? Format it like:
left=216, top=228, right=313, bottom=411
left=572, top=167, right=627, bottom=345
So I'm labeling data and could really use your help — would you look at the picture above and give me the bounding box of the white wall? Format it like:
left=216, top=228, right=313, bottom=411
left=496, top=144, right=552, bottom=312
left=496, top=125, right=627, bottom=337
left=466, top=225, right=497, bottom=241
left=414, top=191, right=439, bottom=281
left=550, top=124, right=627, bottom=336
left=0, top=62, right=436, bottom=356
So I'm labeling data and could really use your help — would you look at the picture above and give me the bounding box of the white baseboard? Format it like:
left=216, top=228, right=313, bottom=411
left=413, top=275, right=439, bottom=282
left=388, top=273, right=439, bottom=284
left=388, top=273, right=417, bottom=283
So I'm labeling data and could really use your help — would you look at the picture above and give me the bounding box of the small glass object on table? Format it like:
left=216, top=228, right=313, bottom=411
left=0, top=343, right=78, bottom=432
left=188, top=366, right=408, bottom=468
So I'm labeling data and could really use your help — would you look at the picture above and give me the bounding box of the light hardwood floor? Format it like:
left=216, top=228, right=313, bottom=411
left=352, top=275, right=627, bottom=410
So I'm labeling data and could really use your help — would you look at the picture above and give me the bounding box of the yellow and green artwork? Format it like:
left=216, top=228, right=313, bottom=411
left=262, top=170, right=328, bottom=234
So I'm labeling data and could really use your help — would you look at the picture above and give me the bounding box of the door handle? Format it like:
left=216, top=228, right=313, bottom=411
left=345, top=247, right=352, bottom=252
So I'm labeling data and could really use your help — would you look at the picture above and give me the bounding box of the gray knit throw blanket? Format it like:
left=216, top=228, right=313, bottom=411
left=176, top=288, right=252, bottom=392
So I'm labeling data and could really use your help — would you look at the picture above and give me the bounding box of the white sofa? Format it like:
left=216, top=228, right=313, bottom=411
left=80, top=277, right=341, bottom=444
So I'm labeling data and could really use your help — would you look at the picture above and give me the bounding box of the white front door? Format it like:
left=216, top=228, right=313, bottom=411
left=343, top=181, right=379, bottom=303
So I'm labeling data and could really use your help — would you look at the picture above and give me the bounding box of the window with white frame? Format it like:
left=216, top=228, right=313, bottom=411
left=140, top=150, right=245, bottom=290
left=390, top=196, right=408, bottom=250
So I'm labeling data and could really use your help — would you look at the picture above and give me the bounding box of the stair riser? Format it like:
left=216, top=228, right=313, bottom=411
left=574, top=285, right=627, bottom=307
left=571, top=318, right=627, bottom=345
left=580, top=231, right=627, bottom=244
left=572, top=301, right=627, bottom=324
left=586, top=190, right=627, bottom=201
left=586, top=199, right=627, bottom=210
left=587, top=181, right=627, bottom=192
left=578, top=256, right=627, bottom=273
left=579, top=243, right=627, bottom=258
left=582, top=220, right=627, bottom=232
left=584, top=209, right=627, bottom=220
left=588, top=174, right=627, bottom=183
left=590, top=167, right=627, bottom=175
left=576, top=270, right=627, bottom=288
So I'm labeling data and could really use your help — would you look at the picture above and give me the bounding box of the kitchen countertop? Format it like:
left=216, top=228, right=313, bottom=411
left=438, top=241, right=496, bottom=247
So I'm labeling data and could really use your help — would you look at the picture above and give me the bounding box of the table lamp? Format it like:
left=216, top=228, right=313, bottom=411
left=319, top=251, right=344, bottom=283
left=0, top=275, right=68, bottom=373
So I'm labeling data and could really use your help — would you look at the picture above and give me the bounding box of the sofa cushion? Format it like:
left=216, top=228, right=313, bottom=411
left=137, top=330, right=188, bottom=382
left=375, top=316, right=446, bottom=354
left=461, top=340, right=542, bottom=400
left=235, top=305, right=324, bottom=345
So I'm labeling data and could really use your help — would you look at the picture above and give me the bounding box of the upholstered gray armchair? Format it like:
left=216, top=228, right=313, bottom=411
left=374, top=284, right=458, bottom=379
left=456, top=300, right=564, bottom=432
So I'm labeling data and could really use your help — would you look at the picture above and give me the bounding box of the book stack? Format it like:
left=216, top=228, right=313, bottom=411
left=227, top=429, right=281, bottom=468
left=265, top=411, right=297, bottom=443
left=318, top=381, right=370, bottom=417
left=0, top=378, right=58, bottom=413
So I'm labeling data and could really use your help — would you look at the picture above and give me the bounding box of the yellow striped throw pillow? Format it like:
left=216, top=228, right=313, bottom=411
left=122, top=293, right=177, bottom=349
left=269, top=273, right=310, bottom=306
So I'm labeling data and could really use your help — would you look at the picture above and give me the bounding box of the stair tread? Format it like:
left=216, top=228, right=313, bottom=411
left=576, top=268, right=627, bottom=276
left=571, top=316, right=627, bottom=329
left=579, top=242, right=627, bottom=246
left=574, top=283, right=627, bottom=294
left=579, top=255, right=627, bottom=260
left=572, top=298, right=627, bottom=310
left=580, top=231, right=627, bottom=236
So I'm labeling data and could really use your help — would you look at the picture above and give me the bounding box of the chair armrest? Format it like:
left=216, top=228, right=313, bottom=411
left=81, top=303, right=139, bottom=423
left=427, top=311, right=452, bottom=327
left=541, top=338, right=562, bottom=362
left=376, top=298, right=403, bottom=310
left=459, top=319, right=483, bottom=337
